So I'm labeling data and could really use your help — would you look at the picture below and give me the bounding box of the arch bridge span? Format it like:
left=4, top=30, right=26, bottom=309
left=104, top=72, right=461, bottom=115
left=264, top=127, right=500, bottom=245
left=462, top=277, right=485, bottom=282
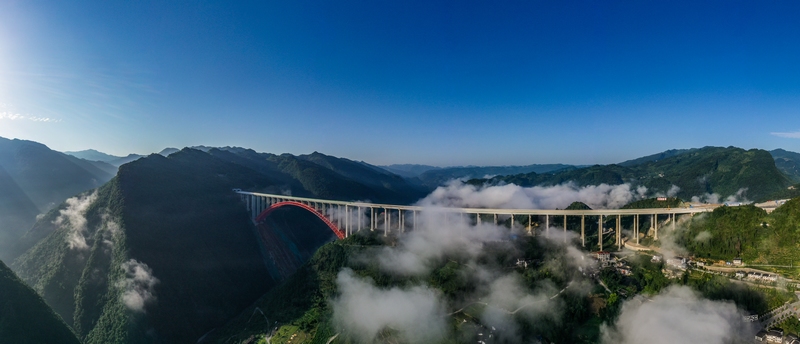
left=236, top=190, right=716, bottom=251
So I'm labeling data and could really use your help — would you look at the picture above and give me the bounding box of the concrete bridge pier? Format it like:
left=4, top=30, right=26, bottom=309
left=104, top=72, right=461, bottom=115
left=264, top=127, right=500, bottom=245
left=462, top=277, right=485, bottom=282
left=616, top=214, right=621, bottom=249
left=581, top=215, right=585, bottom=247
left=545, top=215, right=550, bottom=235
left=653, top=214, right=658, bottom=240
left=563, top=214, right=567, bottom=243
left=527, top=215, right=532, bottom=235
left=598, top=215, right=603, bottom=251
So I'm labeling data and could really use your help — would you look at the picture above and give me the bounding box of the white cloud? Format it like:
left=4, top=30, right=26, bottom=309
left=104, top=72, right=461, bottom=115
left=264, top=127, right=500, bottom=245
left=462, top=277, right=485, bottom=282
left=117, top=259, right=159, bottom=313
left=602, top=285, right=756, bottom=344
left=54, top=191, right=98, bottom=250
left=331, top=268, right=448, bottom=343
left=417, top=180, right=644, bottom=210
left=0, top=111, right=61, bottom=122
left=771, top=131, right=800, bottom=139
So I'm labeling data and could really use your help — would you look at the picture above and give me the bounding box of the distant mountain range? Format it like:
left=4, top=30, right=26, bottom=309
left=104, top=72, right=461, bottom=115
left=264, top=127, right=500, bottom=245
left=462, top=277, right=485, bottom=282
left=5, top=137, right=800, bottom=342
left=0, top=137, right=116, bottom=262
left=476, top=147, right=795, bottom=202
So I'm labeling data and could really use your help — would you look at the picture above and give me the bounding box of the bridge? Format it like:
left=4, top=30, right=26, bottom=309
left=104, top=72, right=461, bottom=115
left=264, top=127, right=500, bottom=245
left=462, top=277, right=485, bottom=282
left=236, top=191, right=717, bottom=251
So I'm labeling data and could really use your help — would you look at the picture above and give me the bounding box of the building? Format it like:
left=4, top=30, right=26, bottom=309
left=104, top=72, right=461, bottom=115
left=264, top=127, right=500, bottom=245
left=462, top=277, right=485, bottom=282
left=651, top=255, right=662, bottom=263
left=766, top=329, right=783, bottom=343
left=733, top=257, right=743, bottom=266
left=735, top=271, right=746, bottom=278
left=593, top=251, right=611, bottom=262
left=666, top=257, right=687, bottom=270
left=756, top=330, right=767, bottom=342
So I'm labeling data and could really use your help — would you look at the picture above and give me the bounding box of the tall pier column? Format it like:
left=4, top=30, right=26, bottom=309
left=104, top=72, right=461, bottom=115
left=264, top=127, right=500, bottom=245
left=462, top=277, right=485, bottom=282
left=635, top=214, right=639, bottom=244
left=563, top=214, right=567, bottom=243
left=672, top=213, right=676, bottom=232
left=345, top=205, right=349, bottom=237
left=598, top=215, right=603, bottom=251
left=581, top=215, right=585, bottom=247
left=510, top=215, right=514, bottom=228
left=399, top=210, right=404, bottom=232
left=527, top=215, right=532, bottom=235
left=546, top=215, right=550, bottom=235
left=653, top=214, right=658, bottom=240
left=616, top=214, right=621, bottom=249
left=413, top=210, right=416, bottom=230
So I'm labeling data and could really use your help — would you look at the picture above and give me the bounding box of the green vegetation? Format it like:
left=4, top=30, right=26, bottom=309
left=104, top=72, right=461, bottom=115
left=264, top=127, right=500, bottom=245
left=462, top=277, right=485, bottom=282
left=0, top=136, right=116, bottom=263
left=771, top=149, right=800, bottom=183
left=208, top=232, right=611, bottom=344
left=622, top=197, right=683, bottom=209
left=479, top=147, right=792, bottom=202
left=0, top=259, right=81, bottom=344
left=9, top=146, right=434, bottom=343
left=677, top=198, right=800, bottom=268
left=418, top=164, right=575, bottom=188
left=776, top=317, right=800, bottom=337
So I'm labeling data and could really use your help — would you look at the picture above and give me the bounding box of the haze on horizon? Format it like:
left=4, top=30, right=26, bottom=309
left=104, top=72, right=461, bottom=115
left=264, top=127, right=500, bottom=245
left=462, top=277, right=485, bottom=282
left=1, top=1, right=800, bottom=166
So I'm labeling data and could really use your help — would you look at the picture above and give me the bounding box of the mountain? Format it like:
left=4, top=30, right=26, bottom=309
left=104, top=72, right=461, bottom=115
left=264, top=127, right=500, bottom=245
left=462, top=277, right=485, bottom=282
left=0, top=259, right=81, bottom=344
left=0, top=137, right=116, bottom=262
left=108, top=154, right=145, bottom=167
left=418, top=164, right=575, bottom=187
left=9, top=146, right=432, bottom=343
left=379, top=164, right=441, bottom=178
left=770, top=149, right=800, bottom=182
left=618, top=148, right=694, bottom=167
left=158, top=147, right=180, bottom=156
left=480, top=147, right=792, bottom=202
left=297, top=151, right=429, bottom=202
left=12, top=150, right=278, bottom=343
left=678, top=197, right=800, bottom=266
left=64, top=149, right=121, bottom=163
left=207, top=148, right=429, bottom=204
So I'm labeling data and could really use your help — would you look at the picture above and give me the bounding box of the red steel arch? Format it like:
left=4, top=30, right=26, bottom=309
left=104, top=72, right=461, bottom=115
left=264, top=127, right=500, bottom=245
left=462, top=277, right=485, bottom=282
left=255, top=201, right=345, bottom=239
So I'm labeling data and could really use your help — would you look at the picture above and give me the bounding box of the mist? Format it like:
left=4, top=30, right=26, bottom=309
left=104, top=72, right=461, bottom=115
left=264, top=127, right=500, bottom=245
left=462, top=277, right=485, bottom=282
left=53, top=191, right=98, bottom=250
left=331, top=268, right=449, bottom=343
left=601, top=285, right=756, bottom=344
left=417, top=180, right=645, bottom=210
left=332, top=207, right=594, bottom=343
left=117, top=259, right=160, bottom=313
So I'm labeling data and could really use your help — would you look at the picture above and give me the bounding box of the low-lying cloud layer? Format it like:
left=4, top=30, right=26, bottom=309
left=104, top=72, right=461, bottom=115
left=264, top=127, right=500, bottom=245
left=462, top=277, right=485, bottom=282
left=54, top=191, right=98, bottom=250
left=331, top=268, right=448, bottom=343
left=417, top=181, right=644, bottom=210
left=691, top=188, right=750, bottom=204
left=117, top=259, right=160, bottom=313
left=332, top=209, right=589, bottom=342
left=601, top=285, right=755, bottom=344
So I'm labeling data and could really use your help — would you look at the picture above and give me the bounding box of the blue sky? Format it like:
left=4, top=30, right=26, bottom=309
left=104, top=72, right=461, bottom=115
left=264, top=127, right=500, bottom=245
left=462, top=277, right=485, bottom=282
left=1, top=1, right=800, bottom=166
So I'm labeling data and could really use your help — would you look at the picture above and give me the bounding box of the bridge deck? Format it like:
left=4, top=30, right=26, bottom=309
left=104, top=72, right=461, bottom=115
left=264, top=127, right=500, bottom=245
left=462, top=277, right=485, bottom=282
left=235, top=191, right=716, bottom=216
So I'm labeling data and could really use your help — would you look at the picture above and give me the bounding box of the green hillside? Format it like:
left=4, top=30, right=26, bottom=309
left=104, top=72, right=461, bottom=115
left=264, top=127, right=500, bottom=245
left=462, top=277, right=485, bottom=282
left=677, top=197, right=800, bottom=268
left=208, top=148, right=428, bottom=204
left=482, top=147, right=792, bottom=202
left=12, top=150, right=278, bottom=343
left=205, top=232, right=607, bottom=344
left=9, top=147, right=431, bottom=343
left=418, top=164, right=575, bottom=187
left=0, top=259, right=81, bottom=344
left=0, top=137, right=116, bottom=263
left=771, top=149, right=800, bottom=182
